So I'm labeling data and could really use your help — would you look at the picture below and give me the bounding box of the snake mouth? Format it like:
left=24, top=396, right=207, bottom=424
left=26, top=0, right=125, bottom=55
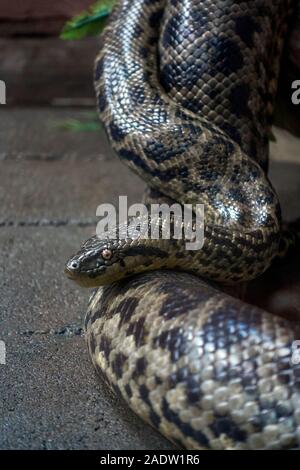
left=64, top=256, right=110, bottom=287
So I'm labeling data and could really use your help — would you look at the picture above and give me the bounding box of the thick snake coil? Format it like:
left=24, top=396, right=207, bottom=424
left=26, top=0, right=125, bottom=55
left=65, top=0, right=300, bottom=449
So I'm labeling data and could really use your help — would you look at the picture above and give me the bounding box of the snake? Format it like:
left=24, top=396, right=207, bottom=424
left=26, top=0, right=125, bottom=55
left=65, top=0, right=300, bottom=450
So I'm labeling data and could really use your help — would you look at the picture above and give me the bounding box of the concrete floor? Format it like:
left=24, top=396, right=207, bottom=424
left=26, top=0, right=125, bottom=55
left=0, top=107, right=299, bottom=449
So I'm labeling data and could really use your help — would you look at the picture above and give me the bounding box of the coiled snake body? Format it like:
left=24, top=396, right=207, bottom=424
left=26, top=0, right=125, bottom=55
left=65, top=0, right=300, bottom=449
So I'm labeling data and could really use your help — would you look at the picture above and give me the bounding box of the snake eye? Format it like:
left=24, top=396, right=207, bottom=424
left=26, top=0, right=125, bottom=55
left=101, top=248, right=113, bottom=260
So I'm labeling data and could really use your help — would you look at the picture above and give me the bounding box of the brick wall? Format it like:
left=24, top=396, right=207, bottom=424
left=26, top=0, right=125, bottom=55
left=0, top=1, right=99, bottom=104
left=0, top=0, right=94, bottom=36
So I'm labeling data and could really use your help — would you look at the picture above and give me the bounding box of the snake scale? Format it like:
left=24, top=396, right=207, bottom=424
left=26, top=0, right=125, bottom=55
left=65, top=0, right=300, bottom=449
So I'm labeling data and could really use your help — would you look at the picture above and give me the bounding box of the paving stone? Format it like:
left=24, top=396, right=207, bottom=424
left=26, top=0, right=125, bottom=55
left=0, top=38, right=98, bottom=105
left=0, top=159, right=145, bottom=222
left=0, top=108, right=113, bottom=161
left=0, top=227, right=174, bottom=450
left=0, top=108, right=145, bottom=222
left=0, top=107, right=171, bottom=449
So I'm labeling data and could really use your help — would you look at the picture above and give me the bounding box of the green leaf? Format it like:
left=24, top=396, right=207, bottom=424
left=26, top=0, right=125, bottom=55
left=50, top=117, right=101, bottom=132
left=60, top=0, right=115, bottom=40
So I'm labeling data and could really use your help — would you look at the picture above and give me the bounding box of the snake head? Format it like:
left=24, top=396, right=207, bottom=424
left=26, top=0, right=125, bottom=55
left=65, top=230, right=171, bottom=287
left=65, top=236, right=125, bottom=287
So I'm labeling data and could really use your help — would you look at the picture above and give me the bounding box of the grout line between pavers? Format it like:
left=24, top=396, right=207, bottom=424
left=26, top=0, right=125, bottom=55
left=0, top=218, right=98, bottom=227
